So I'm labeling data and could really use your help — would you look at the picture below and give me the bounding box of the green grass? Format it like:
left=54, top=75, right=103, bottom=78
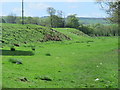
left=1, top=24, right=118, bottom=88
left=1, top=23, right=72, bottom=47
left=54, top=28, right=88, bottom=40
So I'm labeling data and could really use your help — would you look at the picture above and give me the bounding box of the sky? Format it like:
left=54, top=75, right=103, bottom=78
left=1, top=0, right=108, bottom=18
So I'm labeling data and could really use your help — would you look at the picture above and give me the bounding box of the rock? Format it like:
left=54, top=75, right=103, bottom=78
left=16, top=61, right=22, bottom=64
left=20, top=77, right=28, bottom=82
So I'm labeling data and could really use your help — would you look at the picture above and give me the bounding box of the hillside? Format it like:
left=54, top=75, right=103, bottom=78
left=1, top=23, right=71, bottom=46
left=1, top=23, right=88, bottom=47
left=78, top=17, right=110, bottom=24
left=53, top=28, right=88, bottom=41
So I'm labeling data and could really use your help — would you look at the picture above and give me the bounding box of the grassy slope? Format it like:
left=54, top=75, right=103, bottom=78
left=53, top=28, right=88, bottom=40
left=2, top=24, right=118, bottom=88
left=1, top=23, right=72, bottom=47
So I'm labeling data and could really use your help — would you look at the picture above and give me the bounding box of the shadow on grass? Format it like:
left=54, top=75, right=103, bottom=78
left=0, top=50, right=34, bottom=56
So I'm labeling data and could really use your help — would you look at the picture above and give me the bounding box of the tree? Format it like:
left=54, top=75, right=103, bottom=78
left=47, top=7, right=56, bottom=27
left=65, top=14, right=79, bottom=28
left=51, top=15, right=64, bottom=28
left=39, top=17, right=51, bottom=27
left=6, top=13, right=17, bottom=23
left=2, top=18, right=6, bottom=23
left=32, top=17, right=41, bottom=25
left=0, top=17, right=6, bottom=23
left=78, top=24, right=93, bottom=36
left=57, top=10, right=65, bottom=27
left=24, top=16, right=33, bottom=24
left=57, top=10, right=63, bottom=17
left=96, top=0, right=120, bottom=23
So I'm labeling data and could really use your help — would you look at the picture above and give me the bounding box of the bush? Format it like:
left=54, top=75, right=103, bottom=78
left=10, top=47, right=15, bottom=51
left=78, top=24, right=93, bottom=35
left=78, top=23, right=118, bottom=36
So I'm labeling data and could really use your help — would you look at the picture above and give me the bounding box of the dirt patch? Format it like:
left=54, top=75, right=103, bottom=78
left=44, top=34, right=62, bottom=41
left=118, top=49, right=120, bottom=52
left=113, top=49, right=120, bottom=52
left=43, top=29, right=71, bottom=42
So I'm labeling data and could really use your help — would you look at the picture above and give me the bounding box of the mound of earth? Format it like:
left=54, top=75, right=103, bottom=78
left=1, top=23, right=71, bottom=46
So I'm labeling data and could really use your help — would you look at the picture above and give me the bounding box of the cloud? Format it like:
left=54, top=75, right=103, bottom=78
left=68, top=5, right=79, bottom=8
left=27, top=3, right=51, bottom=11
left=23, top=3, right=51, bottom=16
left=2, top=0, right=113, bottom=2
left=66, top=0, right=80, bottom=2
left=0, top=2, right=2, bottom=16
left=12, top=8, right=21, bottom=14
left=3, top=0, right=116, bottom=3
left=66, top=13, right=78, bottom=17
left=0, top=0, right=97, bottom=2
left=77, top=13, right=107, bottom=18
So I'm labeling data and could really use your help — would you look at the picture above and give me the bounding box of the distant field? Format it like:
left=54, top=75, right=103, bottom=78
left=1, top=24, right=118, bottom=88
left=78, top=17, right=110, bottom=24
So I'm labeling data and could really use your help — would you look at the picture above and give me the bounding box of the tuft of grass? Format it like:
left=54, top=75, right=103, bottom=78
left=31, top=46, right=36, bottom=51
left=8, top=58, right=22, bottom=64
left=45, top=53, right=51, bottom=56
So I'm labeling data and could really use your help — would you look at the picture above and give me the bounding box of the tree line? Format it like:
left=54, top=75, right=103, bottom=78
left=1, top=7, right=79, bottom=29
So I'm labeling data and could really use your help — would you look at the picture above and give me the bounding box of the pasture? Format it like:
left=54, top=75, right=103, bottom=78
left=1, top=24, right=118, bottom=88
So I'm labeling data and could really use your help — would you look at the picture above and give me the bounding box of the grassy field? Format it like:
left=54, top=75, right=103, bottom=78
left=1, top=24, right=118, bottom=88
left=78, top=17, right=110, bottom=24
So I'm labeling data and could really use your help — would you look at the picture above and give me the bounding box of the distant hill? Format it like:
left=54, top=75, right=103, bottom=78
left=1, top=16, right=110, bottom=25
left=41, top=16, right=110, bottom=24
left=78, top=17, right=110, bottom=24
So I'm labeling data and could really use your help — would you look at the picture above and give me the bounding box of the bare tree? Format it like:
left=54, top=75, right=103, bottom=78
left=57, top=10, right=63, bottom=17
